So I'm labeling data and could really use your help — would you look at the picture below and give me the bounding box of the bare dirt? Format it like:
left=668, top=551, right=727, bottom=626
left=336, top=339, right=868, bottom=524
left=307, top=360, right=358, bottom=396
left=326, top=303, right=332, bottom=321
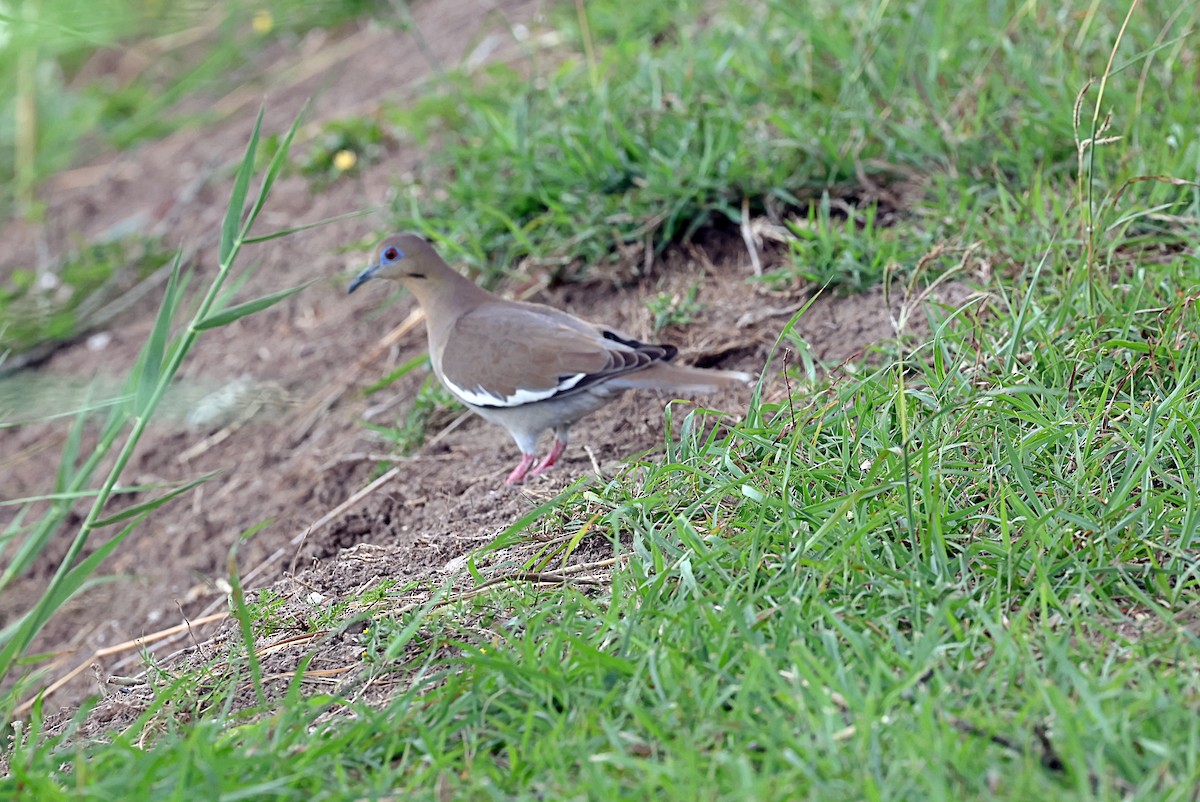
left=0, top=0, right=976, bottom=739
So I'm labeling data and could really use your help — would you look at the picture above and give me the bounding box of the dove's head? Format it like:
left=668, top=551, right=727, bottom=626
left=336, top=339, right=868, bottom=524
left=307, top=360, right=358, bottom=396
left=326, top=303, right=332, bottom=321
left=347, top=233, right=448, bottom=293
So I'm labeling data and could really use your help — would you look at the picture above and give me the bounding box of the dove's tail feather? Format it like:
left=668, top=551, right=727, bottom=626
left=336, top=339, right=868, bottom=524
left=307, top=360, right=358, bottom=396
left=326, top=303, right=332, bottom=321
left=608, top=363, right=754, bottom=394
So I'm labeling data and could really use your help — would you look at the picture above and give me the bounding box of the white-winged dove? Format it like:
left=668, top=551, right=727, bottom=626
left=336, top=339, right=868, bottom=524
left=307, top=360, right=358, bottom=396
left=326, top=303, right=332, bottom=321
left=348, top=233, right=753, bottom=484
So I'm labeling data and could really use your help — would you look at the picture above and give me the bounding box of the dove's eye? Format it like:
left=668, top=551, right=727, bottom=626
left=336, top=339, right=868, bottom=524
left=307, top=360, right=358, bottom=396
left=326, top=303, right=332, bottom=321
left=383, top=247, right=400, bottom=261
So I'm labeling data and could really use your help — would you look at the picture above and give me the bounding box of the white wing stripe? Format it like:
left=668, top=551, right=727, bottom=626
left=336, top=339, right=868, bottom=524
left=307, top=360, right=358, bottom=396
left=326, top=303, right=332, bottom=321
left=443, top=372, right=587, bottom=408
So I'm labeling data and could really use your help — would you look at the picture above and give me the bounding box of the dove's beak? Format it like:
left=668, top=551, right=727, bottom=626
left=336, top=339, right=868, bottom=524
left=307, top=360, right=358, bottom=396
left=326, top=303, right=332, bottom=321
left=347, top=262, right=380, bottom=294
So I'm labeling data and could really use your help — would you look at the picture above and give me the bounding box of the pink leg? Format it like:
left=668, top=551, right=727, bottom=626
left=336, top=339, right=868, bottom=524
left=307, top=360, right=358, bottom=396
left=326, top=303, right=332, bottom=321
left=530, top=438, right=566, bottom=476
left=505, top=453, right=537, bottom=485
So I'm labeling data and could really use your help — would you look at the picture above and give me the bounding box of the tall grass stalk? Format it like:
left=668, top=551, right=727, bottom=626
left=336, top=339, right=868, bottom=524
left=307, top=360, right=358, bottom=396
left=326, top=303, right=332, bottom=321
left=0, top=106, right=309, bottom=705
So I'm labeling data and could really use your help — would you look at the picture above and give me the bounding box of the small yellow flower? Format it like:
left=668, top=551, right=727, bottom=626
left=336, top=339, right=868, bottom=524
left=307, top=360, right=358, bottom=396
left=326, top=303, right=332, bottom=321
left=333, top=149, right=358, bottom=171
left=252, top=10, right=274, bottom=35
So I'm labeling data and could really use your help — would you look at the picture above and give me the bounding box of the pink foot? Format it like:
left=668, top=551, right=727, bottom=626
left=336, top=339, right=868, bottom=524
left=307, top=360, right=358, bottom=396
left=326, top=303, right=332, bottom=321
left=505, top=453, right=537, bottom=485
left=530, top=438, right=566, bottom=476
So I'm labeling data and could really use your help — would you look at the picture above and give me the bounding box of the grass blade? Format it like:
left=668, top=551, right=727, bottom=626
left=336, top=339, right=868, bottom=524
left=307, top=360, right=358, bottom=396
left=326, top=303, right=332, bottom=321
left=242, top=207, right=376, bottom=244
left=241, top=103, right=307, bottom=240
left=220, top=106, right=264, bottom=265
left=92, top=472, right=218, bottom=528
left=134, top=252, right=184, bottom=415
left=194, top=280, right=317, bottom=331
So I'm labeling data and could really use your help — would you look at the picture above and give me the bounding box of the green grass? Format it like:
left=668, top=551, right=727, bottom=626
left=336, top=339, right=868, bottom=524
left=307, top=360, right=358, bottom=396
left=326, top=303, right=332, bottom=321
left=357, top=353, right=464, bottom=458
left=298, top=115, right=391, bottom=186
left=362, top=373, right=463, bottom=457
left=4, top=0, right=1200, bottom=799
left=0, top=0, right=379, bottom=216
left=0, top=235, right=173, bottom=360
left=646, top=281, right=703, bottom=331
left=384, top=0, right=1200, bottom=287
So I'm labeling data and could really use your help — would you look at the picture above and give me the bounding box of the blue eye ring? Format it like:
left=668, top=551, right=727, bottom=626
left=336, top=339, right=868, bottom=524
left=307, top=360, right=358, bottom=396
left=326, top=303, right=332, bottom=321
left=383, top=246, right=402, bottom=261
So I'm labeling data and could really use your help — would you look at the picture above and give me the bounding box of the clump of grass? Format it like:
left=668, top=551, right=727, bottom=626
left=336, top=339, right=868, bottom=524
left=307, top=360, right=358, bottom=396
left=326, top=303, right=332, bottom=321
left=0, top=0, right=383, bottom=215
left=300, top=116, right=390, bottom=186
left=383, top=0, right=1194, bottom=289
left=771, top=196, right=927, bottom=291
left=363, top=374, right=462, bottom=458
left=645, top=282, right=703, bottom=331
left=0, top=236, right=172, bottom=358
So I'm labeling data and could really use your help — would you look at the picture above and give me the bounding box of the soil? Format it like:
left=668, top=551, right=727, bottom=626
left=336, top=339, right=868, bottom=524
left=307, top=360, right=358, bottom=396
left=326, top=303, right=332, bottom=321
left=0, top=0, right=979, bottom=741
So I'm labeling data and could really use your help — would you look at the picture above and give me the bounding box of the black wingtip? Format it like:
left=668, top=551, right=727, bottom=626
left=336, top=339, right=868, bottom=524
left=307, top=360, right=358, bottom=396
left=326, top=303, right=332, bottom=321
left=602, top=330, right=678, bottom=362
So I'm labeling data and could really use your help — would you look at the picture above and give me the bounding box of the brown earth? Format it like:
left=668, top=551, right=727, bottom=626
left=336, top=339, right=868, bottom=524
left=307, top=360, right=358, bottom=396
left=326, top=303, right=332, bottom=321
left=0, top=0, right=977, bottom=736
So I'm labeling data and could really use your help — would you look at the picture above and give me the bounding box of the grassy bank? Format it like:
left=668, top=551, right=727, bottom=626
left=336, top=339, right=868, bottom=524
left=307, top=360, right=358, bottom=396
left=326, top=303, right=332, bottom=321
left=3, top=0, right=1199, bottom=799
